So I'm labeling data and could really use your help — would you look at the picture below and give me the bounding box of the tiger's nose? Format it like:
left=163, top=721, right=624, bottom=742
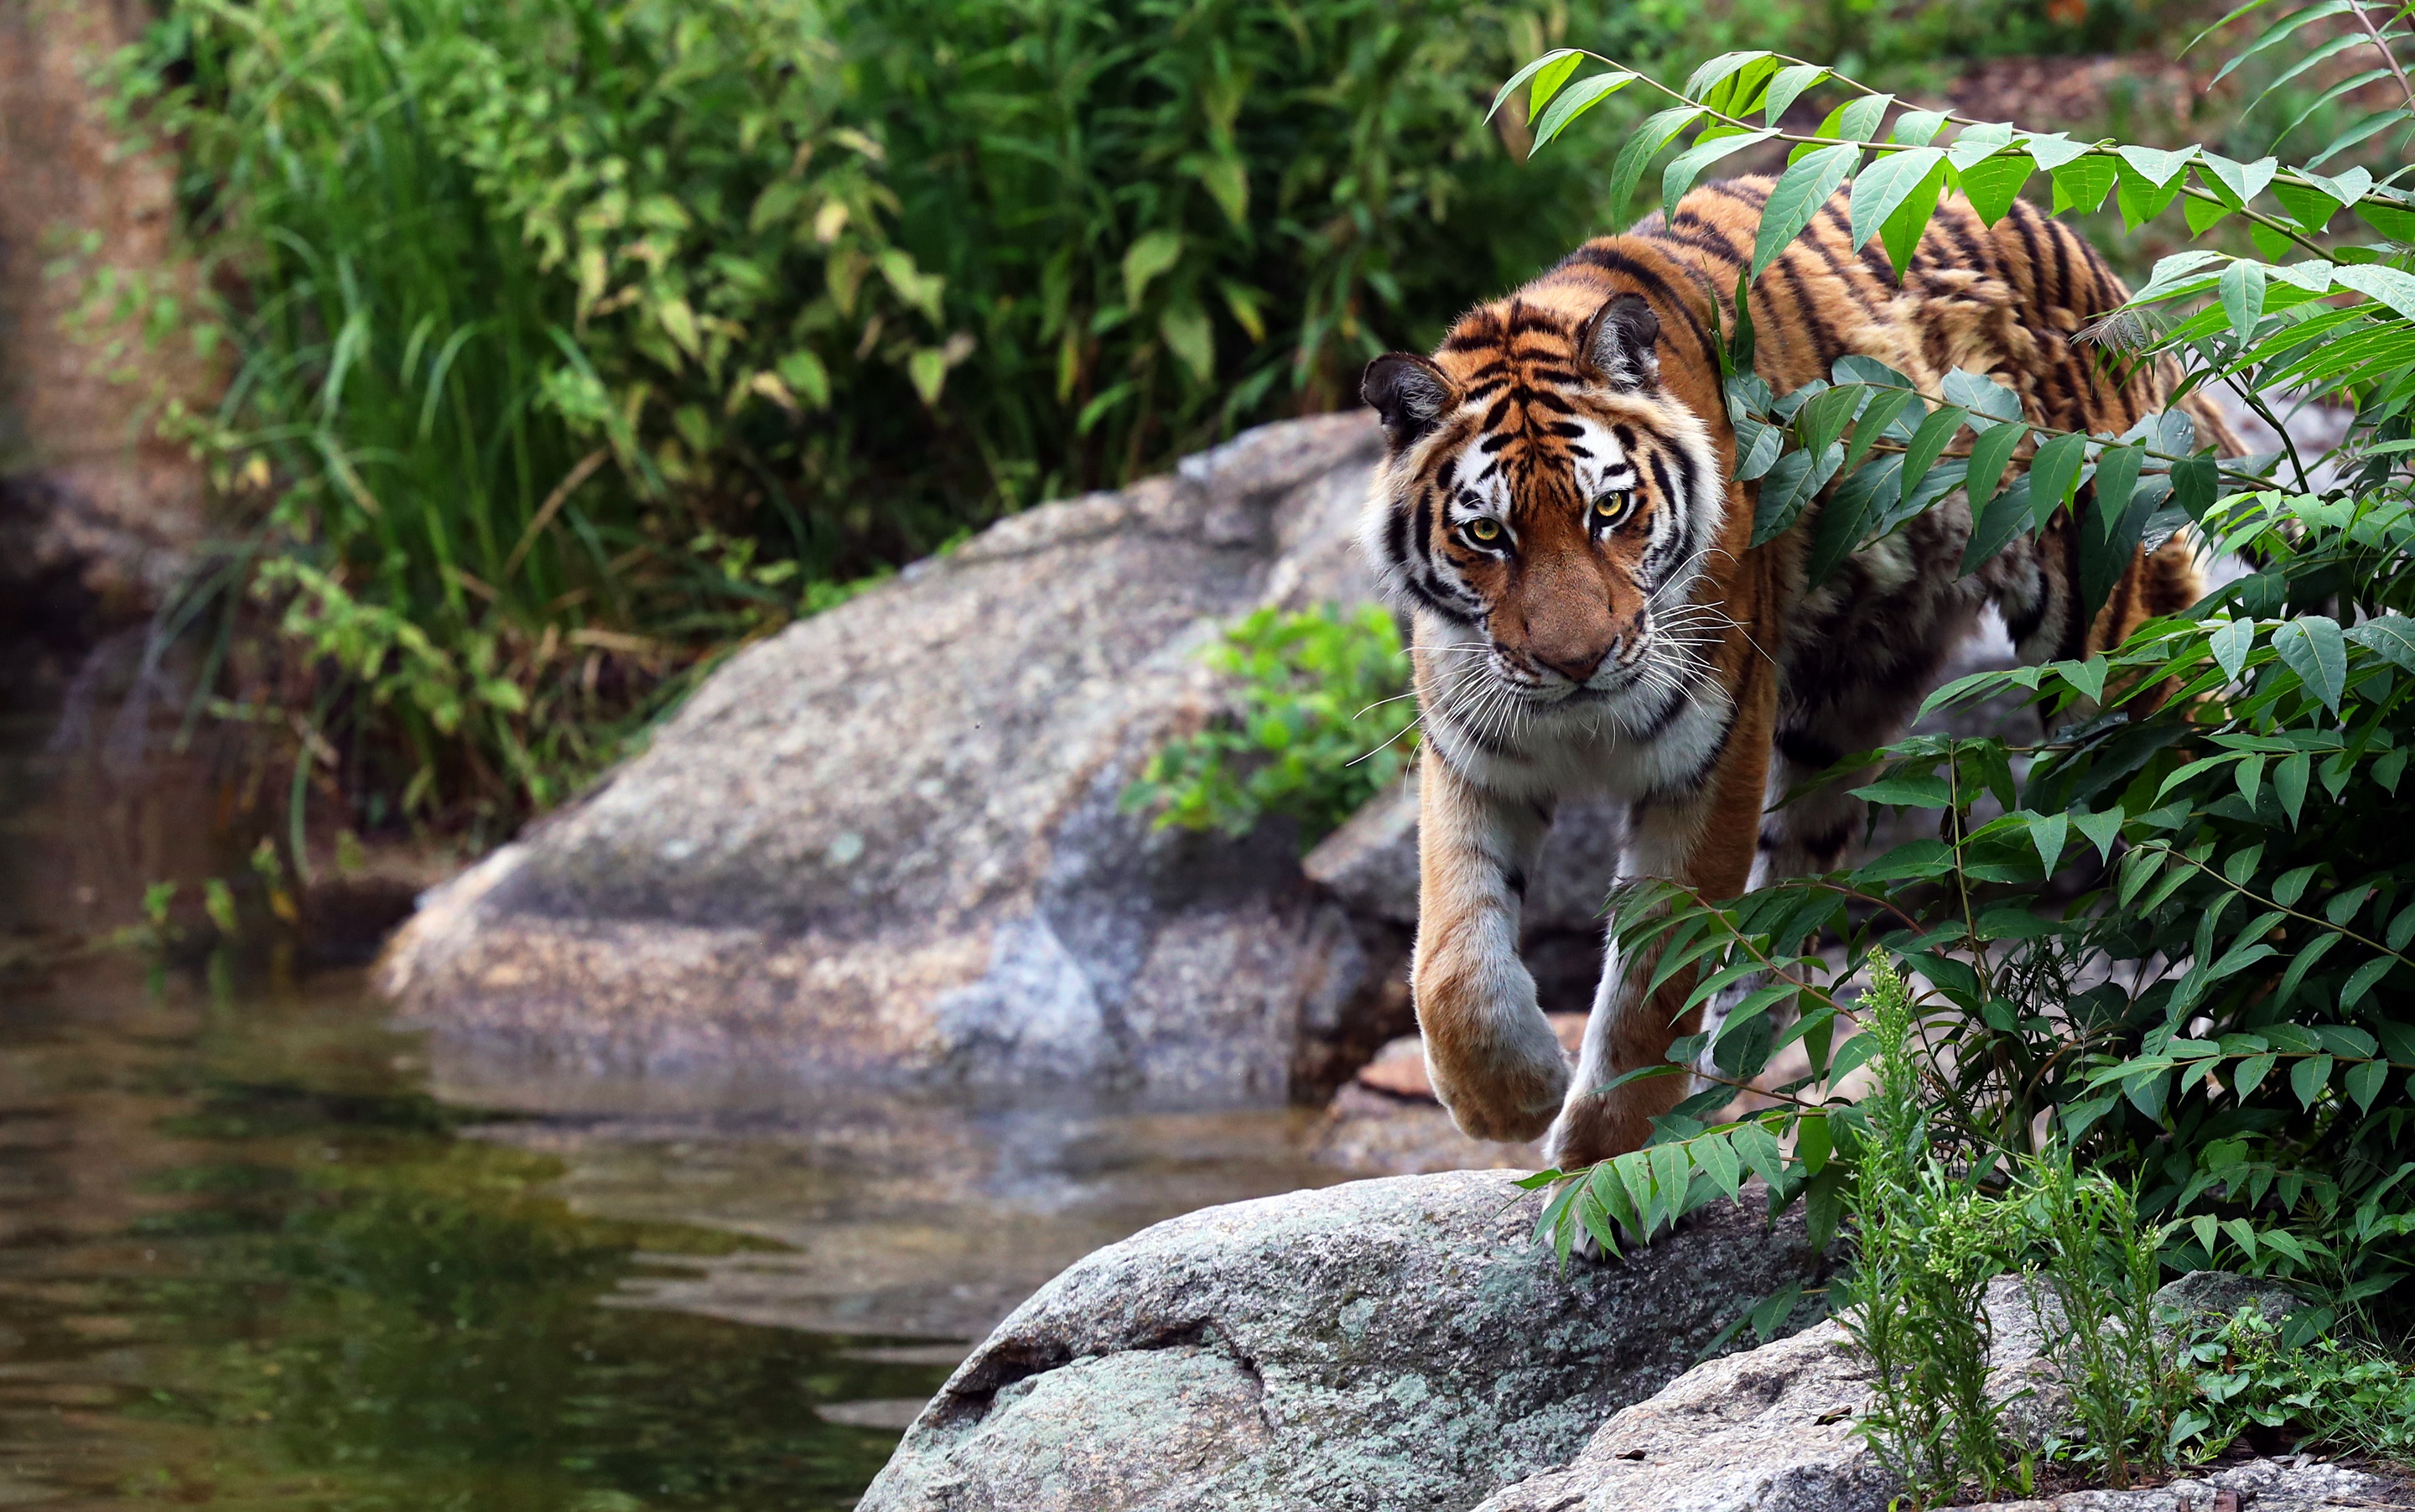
left=1535, top=636, right=1617, bottom=683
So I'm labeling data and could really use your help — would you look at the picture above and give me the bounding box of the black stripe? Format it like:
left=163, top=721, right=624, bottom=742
left=1384, top=500, right=1412, bottom=575
left=1554, top=244, right=1720, bottom=377
left=1644, top=451, right=1685, bottom=583
left=1771, top=245, right=1842, bottom=369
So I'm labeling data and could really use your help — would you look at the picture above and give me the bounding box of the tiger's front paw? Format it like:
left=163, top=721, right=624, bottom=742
left=1541, top=1084, right=1657, bottom=1170
left=1422, top=1006, right=1571, bottom=1145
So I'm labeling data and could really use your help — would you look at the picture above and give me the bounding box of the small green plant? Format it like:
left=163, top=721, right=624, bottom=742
left=1123, top=604, right=1416, bottom=846
left=1840, top=955, right=2018, bottom=1507
left=2018, top=1151, right=2193, bottom=1487
left=2184, top=1305, right=2415, bottom=1461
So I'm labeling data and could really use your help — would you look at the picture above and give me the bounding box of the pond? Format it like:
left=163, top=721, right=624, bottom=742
left=0, top=719, right=1343, bottom=1509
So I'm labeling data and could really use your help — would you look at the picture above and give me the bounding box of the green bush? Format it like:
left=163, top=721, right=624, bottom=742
left=2185, top=1304, right=2415, bottom=1459
left=1122, top=604, right=1415, bottom=846
left=1510, top=8, right=2415, bottom=1346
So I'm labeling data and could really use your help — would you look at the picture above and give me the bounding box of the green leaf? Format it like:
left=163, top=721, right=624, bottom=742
left=2023, top=132, right=2089, bottom=172
left=2272, top=616, right=2347, bottom=712
left=2333, top=263, right=2415, bottom=321
left=1612, top=108, right=1705, bottom=216
left=1879, top=159, right=1950, bottom=278
left=2116, top=159, right=2185, bottom=229
left=1797, top=1112, right=1831, bottom=1173
left=2172, top=454, right=2219, bottom=518
left=2347, top=1057, right=2387, bottom=1113
left=1963, top=474, right=2033, bottom=574
left=1835, top=93, right=1893, bottom=143
left=1665, top=130, right=1779, bottom=222
left=776, top=349, right=832, bottom=408
left=1753, top=145, right=1860, bottom=279
left=2274, top=750, right=2310, bottom=824
left=1897, top=406, right=1967, bottom=503
left=1750, top=443, right=1842, bottom=545
left=2236, top=1052, right=2277, bottom=1098
left=2211, top=2, right=2351, bottom=87
left=2220, top=258, right=2267, bottom=340
left=1841, top=388, right=1917, bottom=475
left=2027, top=432, right=2088, bottom=526
left=1122, top=230, right=1183, bottom=306
left=2081, top=444, right=2149, bottom=622
left=1159, top=301, right=1215, bottom=384
left=2199, top=151, right=2281, bottom=206
left=2118, top=144, right=2195, bottom=188
left=1763, top=64, right=1829, bottom=124
left=1956, top=151, right=2035, bottom=226
left=1685, top=49, right=1773, bottom=101
left=2051, top=156, right=2120, bottom=216
left=1490, top=49, right=1581, bottom=122
left=907, top=346, right=948, bottom=404
left=1965, top=418, right=2028, bottom=513
left=1942, top=367, right=2023, bottom=423
left=2344, top=955, right=2396, bottom=1009
left=1849, top=147, right=1947, bottom=251
left=1532, top=71, right=1640, bottom=150
left=1696, top=1132, right=1742, bottom=1199
left=2210, top=618, right=2256, bottom=681
left=2292, top=1053, right=2333, bottom=1109
left=2074, top=808, right=2124, bottom=863
left=2027, top=811, right=2070, bottom=875
left=2347, top=615, right=2415, bottom=673
left=1794, top=383, right=1866, bottom=459
left=1946, top=121, right=2016, bottom=170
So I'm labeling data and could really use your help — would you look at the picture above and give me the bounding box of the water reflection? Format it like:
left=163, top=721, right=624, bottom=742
left=0, top=715, right=1348, bottom=1509
left=0, top=959, right=943, bottom=1509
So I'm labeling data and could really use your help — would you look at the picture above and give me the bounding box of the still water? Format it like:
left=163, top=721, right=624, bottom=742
left=0, top=720, right=1342, bottom=1509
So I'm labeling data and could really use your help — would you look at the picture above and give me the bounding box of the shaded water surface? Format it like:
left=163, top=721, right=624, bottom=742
left=0, top=720, right=1341, bottom=1509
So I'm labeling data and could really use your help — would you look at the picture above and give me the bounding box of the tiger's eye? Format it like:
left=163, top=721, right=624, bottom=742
left=1467, top=517, right=1504, bottom=544
left=1592, top=491, right=1634, bottom=528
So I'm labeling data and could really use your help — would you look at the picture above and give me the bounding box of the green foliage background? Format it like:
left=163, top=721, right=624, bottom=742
left=89, top=0, right=2174, bottom=842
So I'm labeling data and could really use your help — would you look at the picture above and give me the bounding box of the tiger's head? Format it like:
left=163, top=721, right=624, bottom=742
left=1358, top=290, right=1726, bottom=729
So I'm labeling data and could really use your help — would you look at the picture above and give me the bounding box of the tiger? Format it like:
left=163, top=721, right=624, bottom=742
left=1357, top=175, right=2236, bottom=1171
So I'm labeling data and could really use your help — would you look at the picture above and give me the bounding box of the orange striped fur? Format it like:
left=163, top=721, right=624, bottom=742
left=1358, top=179, right=2237, bottom=1168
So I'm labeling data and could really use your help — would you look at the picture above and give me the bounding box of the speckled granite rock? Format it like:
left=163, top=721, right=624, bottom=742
left=377, top=414, right=1393, bottom=1103
left=1938, top=1457, right=2407, bottom=1511
left=857, top=1169, right=1834, bottom=1512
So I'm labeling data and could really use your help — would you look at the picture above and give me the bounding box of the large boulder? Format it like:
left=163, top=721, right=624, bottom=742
left=859, top=1170, right=1835, bottom=1512
left=378, top=414, right=1397, bottom=1104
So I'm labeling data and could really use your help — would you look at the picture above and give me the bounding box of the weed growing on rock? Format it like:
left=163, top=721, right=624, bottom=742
left=1841, top=956, right=2018, bottom=1505
left=2017, top=1145, right=2195, bottom=1486
left=2184, top=1305, right=2415, bottom=1461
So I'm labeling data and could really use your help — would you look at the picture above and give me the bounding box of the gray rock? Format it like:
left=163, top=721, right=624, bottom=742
left=377, top=414, right=1395, bottom=1104
left=858, top=1169, right=1836, bottom=1512
left=1937, top=1457, right=2407, bottom=1511
left=2153, top=1270, right=2302, bottom=1333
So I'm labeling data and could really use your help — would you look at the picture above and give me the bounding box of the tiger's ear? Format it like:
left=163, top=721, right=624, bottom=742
left=1362, top=353, right=1456, bottom=451
left=1577, top=293, right=1660, bottom=391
